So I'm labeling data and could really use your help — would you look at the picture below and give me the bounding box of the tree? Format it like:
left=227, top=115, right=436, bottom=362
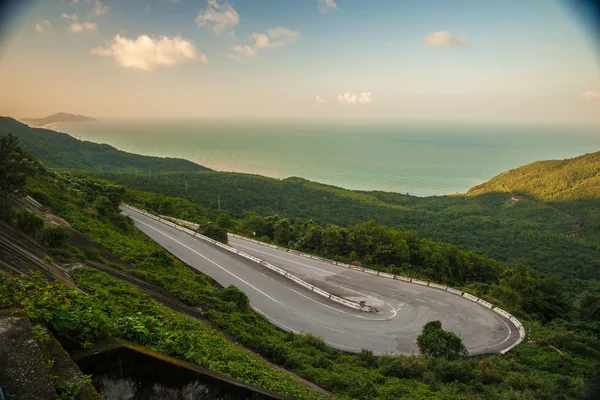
left=0, top=134, right=35, bottom=197
left=39, top=225, right=71, bottom=248
left=274, top=218, right=291, bottom=244
left=417, top=320, right=468, bottom=360
left=200, top=222, right=228, bottom=244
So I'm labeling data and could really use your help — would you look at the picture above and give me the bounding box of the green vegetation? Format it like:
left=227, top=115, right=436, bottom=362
left=417, top=321, right=468, bottom=360
left=2, top=133, right=600, bottom=399
left=90, top=164, right=600, bottom=295
left=468, top=151, right=600, bottom=238
left=1, top=271, right=324, bottom=400
left=7, top=116, right=599, bottom=292
left=124, top=189, right=570, bottom=322
left=0, top=117, right=210, bottom=173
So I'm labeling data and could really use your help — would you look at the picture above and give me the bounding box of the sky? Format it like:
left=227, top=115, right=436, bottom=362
left=0, top=0, right=599, bottom=123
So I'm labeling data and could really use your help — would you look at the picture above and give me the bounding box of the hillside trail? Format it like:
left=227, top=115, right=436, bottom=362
left=502, top=185, right=582, bottom=236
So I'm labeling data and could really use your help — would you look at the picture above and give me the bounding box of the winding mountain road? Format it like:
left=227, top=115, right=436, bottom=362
left=123, top=207, right=520, bottom=355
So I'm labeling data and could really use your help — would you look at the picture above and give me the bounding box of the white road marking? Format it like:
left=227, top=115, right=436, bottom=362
left=134, top=214, right=397, bottom=322
left=132, top=217, right=289, bottom=308
left=126, top=209, right=518, bottom=354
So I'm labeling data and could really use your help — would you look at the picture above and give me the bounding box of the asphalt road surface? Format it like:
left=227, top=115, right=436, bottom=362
left=123, top=207, right=520, bottom=355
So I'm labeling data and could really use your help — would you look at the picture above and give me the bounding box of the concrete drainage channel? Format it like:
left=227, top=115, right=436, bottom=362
left=228, top=233, right=526, bottom=355
left=122, top=205, right=372, bottom=313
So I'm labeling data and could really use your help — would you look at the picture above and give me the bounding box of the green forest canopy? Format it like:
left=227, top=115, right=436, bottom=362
left=0, top=117, right=210, bottom=174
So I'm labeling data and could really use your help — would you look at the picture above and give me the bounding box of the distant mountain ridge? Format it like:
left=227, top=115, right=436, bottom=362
left=21, top=112, right=97, bottom=127
left=0, top=117, right=211, bottom=174
left=467, top=151, right=600, bottom=202
left=467, top=151, right=600, bottom=238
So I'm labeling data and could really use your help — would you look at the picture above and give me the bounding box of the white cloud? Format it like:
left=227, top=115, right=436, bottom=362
left=358, top=92, right=372, bottom=104
left=230, top=27, right=300, bottom=59
left=231, top=44, right=256, bottom=57
left=268, top=27, right=300, bottom=42
left=582, top=91, right=600, bottom=100
left=61, top=12, right=78, bottom=21
left=424, top=31, right=466, bottom=47
left=338, top=92, right=373, bottom=105
left=318, top=0, right=338, bottom=14
left=250, top=33, right=270, bottom=49
left=316, top=95, right=325, bottom=103
left=250, top=28, right=299, bottom=48
left=91, top=34, right=200, bottom=71
left=90, top=0, right=110, bottom=18
left=196, top=0, right=239, bottom=35
left=338, top=93, right=357, bottom=105
left=35, top=20, right=51, bottom=33
left=69, top=21, right=97, bottom=33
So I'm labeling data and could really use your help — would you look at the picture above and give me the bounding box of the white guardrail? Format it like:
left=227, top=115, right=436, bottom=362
left=123, top=205, right=525, bottom=354
left=122, top=205, right=372, bottom=313
left=225, top=233, right=526, bottom=355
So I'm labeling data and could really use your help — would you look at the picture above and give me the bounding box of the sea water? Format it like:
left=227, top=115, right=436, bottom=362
left=56, top=119, right=600, bottom=196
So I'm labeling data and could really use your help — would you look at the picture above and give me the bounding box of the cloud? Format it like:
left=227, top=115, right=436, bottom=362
left=90, top=0, right=110, bottom=18
left=230, top=44, right=256, bottom=59
left=338, top=92, right=373, bottom=105
left=582, top=91, right=600, bottom=100
left=358, top=92, right=373, bottom=104
left=316, top=95, right=325, bottom=103
left=196, top=0, right=239, bottom=35
left=268, top=27, right=300, bottom=41
left=338, top=93, right=357, bottom=105
left=424, top=31, right=466, bottom=47
left=230, top=27, right=300, bottom=59
left=91, top=34, right=201, bottom=71
left=318, top=0, right=338, bottom=14
left=69, top=21, right=97, bottom=33
left=35, top=20, right=51, bottom=33
left=250, top=33, right=270, bottom=49
left=61, top=12, right=78, bottom=21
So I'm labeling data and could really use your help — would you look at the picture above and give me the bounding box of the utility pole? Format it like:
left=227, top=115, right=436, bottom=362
left=218, top=194, right=221, bottom=211
left=184, top=180, right=189, bottom=193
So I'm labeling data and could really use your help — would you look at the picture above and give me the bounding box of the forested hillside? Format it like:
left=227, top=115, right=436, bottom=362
left=468, top=152, right=600, bottom=238
left=91, top=170, right=600, bottom=293
left=2, top=118, right=598, bottom=292
left=0, top=117, right=210, bottom=173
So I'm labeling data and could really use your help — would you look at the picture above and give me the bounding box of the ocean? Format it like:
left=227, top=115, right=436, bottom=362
left=55, top=119, right=600, bottom=197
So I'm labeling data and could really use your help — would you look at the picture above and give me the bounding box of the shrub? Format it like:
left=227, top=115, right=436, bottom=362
left=478, top=359, right=499, bottom=384
left=432, top=359, right=475, bottom=383
left=218, top=285, right=250, bottom=312
left=380, top=355, right=423, bottom=379
left=16, top=210, right=44, bottom=235
left=357, top=349, right=377, bottom=368
left=417, top=320, right=468, bottom=360
left=200, top=222, right=228, bottom=244
left=38, top=224, right=71, bottom=248
left=0, top=200, right=15, bottom=223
